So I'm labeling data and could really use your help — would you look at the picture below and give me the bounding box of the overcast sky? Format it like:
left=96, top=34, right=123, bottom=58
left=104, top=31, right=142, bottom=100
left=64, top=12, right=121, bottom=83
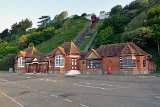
left=0, top=0, right=134, bottom=32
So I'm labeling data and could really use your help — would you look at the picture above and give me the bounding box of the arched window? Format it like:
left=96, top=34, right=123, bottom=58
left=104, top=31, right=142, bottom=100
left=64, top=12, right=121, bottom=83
left=55, top=55, right=64, bottom=67
left=18, top=57, right=25, bottom=67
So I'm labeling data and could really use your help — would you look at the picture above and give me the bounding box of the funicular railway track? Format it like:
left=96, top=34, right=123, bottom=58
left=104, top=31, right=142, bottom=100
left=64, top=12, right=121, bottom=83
left=74, top=22, right=97, bottom=46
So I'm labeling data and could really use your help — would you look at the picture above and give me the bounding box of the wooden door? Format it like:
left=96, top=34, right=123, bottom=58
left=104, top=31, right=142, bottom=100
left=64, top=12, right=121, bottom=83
left=71, top=58, right=78, bottom=70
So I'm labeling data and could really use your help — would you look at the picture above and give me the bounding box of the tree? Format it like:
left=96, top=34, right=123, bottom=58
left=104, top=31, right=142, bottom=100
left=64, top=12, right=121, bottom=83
left=110, top=5, right=122, bottom=16
left=95, top=26, right=114, bottom=47
left=148, top=0, right=160, bottom=6
left=19, top=18, right=32, bottom=31
left=125, top=12, right=147, bottom=32
left=0, top=29, right=10, bottom=39
left=37, top=15, right=51, bottom=27
left=102, top=15, right=127, bottom=34
left=81, top=13, right=87, bottom=17
left=123, top=1, right=144, bottom=10
left=123, top=27, right=153, bottom=48
left=136, top=0, right=148, bottom=3
left=11, top=18, right=32, bottom=34
left=147, top=4, right=160, bottom=54
left=11, top=23, right=19, bottom=34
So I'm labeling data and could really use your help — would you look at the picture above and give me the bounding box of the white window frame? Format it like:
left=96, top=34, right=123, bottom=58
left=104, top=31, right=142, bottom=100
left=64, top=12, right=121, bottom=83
left=86, top=60, right=100, bottom=69
left=121, top=57, right=137, bottom=68
left=55, top=55, right=64, bottom=67
left=17, top=57, right=25, bottom=67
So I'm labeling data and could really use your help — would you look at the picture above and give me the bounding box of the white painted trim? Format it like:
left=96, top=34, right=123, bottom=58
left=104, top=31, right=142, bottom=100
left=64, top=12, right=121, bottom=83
left=66, top=55, right=80, bottom=58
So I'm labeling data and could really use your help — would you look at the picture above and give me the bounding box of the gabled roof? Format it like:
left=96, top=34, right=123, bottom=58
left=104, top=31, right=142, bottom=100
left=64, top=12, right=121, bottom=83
left=96, top=42, right=149, bottom=57
left=60, top=42, right=81, bottom=55
left=85, top=49, right=101, bottom=59
left=57, top=46, right=66, bottom=55
left=19, top=46, right=41, bottom=57
left=48, top=46, right=66, bottom=57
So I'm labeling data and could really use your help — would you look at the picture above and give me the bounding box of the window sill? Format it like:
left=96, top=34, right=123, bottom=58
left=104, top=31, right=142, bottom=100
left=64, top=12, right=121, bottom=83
left=55, top=66, right=64, bottom=67
left=18, top=66, right=25, bottom=68
left=86, top=68, right=101, bottom=69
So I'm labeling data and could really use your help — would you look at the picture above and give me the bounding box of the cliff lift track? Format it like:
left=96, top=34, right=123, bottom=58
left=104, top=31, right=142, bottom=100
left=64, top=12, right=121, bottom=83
left=74, top=22, right=97, bottom=46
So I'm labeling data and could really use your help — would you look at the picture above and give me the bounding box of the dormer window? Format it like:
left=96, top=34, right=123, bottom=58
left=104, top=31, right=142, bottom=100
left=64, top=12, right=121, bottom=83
left=18, top=57, right=25, bottom=67
left=55, top=55, right=64, bottom=67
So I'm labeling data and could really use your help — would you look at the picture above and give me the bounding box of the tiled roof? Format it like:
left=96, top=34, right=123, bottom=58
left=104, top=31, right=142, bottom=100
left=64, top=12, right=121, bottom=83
left=19, top=46, right=40, bottom=57
left=60, top=42, right=81, bottom=55
left=96, top=42, right=148, bottom=57
left=57, top=46, right=66, bottom=55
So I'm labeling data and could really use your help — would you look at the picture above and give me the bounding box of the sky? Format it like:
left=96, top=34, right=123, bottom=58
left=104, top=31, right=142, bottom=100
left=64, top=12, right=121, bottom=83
left=0, top=0, right=134, bottom=32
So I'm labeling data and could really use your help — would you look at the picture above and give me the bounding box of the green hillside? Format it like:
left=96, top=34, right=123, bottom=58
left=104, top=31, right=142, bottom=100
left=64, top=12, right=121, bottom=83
left=93, top=0, right=160, bottom=73
left=0, top=16, right=88, bottom=70
left=36, top=18, right=89, bottom=53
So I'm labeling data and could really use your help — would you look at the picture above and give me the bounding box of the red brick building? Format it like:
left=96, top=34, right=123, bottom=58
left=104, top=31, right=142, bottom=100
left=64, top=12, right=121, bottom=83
left=81, top=42, right=156, bottom=74
left=15, top=42, right=156, bottom=74
left=47, top=42, right=81, bottom=74
left=15, top=46, right=49, bottom=73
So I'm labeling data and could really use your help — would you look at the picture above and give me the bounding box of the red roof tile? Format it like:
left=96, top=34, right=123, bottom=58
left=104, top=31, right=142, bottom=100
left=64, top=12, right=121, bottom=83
left=19, top=46, right=41, bottom=57
left=60, top=42, right=81, bottom=55
left=96, top=42, right=148, bottom=57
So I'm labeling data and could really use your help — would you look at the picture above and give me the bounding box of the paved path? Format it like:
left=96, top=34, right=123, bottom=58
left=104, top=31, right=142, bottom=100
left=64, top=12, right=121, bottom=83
left=0, top=73, right=160, bottom=107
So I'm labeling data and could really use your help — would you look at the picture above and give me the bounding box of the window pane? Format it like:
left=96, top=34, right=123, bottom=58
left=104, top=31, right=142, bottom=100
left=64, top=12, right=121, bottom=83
left=55, top=55, right=64, bottom=67
left=86, top=60, right=100, bottom=69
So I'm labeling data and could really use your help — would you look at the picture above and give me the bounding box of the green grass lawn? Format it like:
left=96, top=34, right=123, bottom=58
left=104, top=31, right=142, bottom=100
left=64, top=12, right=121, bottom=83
left=36, top=18, right=89, bottom=53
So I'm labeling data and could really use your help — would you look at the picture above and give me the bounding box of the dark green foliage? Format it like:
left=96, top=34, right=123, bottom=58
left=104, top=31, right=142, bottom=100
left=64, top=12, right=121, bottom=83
left=125, top=12, right=147, bottom=32
left=99, top=15, right=128, bottom=35
left=93, top=0, right=160, bottom=72
left=0, top=29, right=11, bottom=39
left=18, top=26, right=55, bottom=49
left=95, top=26, right=114, bottom=47
left=81, top=13, right=87, bottom=17
left=37, top=15, right=51, bottom=27
left=147, top=4, right=160, bottom=54
left=110, top=5, right=123, bottom=16
left=11, top=18, right=32, bottom=35
left=148, top=0, right=160, bottom=6
left=124, top=0, right=146, bottom=10
left=72, top=15, right=81, bottom=19
left=0, top=54, right=16, bottom=71
left=122, top=27, right=153, bottom=48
